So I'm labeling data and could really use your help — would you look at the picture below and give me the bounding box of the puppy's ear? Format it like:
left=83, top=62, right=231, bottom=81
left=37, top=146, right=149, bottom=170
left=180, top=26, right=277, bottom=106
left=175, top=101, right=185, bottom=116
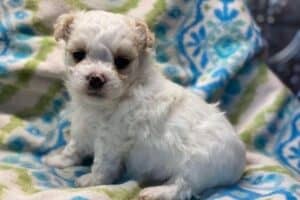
left=54, top=13, right=76, bottom=41
left=135, top=20, right=155, bottom=50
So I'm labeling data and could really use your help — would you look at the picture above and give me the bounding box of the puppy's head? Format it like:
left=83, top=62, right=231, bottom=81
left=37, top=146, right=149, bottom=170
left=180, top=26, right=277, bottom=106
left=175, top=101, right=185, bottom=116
left=55, top=11, right=154, bottom=105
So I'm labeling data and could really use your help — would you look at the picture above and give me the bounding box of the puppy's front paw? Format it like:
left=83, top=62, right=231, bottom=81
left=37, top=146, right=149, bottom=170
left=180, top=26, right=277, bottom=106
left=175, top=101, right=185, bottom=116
left=139, top=187, right=172, bottom=200
left=76, top=173, right=95, bottom=187
left=76, top=173, right=110, bottom=187
left=42, top=154, right=77, bottom=168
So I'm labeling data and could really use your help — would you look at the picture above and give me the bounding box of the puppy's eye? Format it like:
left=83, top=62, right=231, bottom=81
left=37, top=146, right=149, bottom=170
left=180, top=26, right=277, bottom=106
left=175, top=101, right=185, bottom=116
left=72, top=50, right=86, bottom=63
left=114, top=56, right=131, bottom=70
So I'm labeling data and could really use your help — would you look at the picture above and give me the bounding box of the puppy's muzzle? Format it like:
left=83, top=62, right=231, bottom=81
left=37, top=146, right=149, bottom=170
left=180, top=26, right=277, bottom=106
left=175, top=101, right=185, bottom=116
left=86, top=74, right=106, bottom=91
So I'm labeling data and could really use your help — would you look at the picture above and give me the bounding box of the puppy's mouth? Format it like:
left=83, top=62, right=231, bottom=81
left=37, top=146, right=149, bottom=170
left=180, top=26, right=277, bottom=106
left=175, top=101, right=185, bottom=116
left=86, top=90, right=105, bottom=98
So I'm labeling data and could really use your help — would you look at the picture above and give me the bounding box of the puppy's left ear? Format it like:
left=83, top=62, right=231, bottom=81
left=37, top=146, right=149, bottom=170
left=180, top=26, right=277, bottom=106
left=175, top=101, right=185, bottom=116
left=135, top=20, right=155, bottom=50
left=54, top=13, right=76, bottom=42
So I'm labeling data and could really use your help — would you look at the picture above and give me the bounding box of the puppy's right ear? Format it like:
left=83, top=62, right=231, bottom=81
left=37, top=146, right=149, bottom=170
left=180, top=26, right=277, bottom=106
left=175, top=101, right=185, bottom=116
left=54, top=13, right=76, bottom=42
left=134, top=20, right=155, bottom=50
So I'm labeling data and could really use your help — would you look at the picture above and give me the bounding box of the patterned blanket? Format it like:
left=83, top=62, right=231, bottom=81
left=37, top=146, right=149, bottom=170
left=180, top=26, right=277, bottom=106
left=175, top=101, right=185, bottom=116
left=0, top=0, right=299, bottom=199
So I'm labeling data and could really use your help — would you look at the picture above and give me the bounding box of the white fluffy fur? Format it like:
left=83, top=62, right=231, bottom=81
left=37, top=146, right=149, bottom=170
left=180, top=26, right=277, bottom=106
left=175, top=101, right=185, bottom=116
left=44, top=11, right=246, bottom=200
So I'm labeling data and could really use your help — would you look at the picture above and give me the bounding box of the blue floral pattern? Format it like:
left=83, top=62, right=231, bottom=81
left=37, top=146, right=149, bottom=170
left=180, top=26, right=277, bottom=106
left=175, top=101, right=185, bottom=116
left=154, top=0, right=262, bottom=99
left=0, top=0, right=34, bottom=78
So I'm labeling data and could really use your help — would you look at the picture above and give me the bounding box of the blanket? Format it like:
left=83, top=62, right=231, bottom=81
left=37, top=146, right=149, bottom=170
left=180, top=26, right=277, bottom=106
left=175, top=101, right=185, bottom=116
left=0, top=0, right=299, bottom=199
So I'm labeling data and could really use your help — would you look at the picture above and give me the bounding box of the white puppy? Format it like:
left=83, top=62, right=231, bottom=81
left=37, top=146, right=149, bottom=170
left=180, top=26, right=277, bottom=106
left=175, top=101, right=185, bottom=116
left=44, top=11, right=246, bottom=200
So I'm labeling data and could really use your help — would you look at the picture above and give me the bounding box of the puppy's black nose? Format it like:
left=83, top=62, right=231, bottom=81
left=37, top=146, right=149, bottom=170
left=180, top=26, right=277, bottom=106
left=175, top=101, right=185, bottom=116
left=87, top=74, right=106, bottom=90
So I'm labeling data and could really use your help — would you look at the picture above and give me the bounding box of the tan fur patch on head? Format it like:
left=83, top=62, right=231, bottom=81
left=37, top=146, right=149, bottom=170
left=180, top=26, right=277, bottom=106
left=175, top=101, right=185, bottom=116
left=134, top=20, right=155, bottom=50
left=54, top=13, right=76, bottom=41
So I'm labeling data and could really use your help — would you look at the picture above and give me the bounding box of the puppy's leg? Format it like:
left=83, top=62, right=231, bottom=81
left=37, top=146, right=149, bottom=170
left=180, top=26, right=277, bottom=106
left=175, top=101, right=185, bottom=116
left=76, top=145, right=122, bottom=187
left=138, top=178, right=192, bottom=200
left=138, top=177, right=192, bottom=200
left=43, top=140, right=82, bottom=168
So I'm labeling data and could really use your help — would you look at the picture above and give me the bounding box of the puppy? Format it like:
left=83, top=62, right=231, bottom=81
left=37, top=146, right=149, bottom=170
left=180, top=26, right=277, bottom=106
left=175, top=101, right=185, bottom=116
left=44, top=11, right=246, bottom=200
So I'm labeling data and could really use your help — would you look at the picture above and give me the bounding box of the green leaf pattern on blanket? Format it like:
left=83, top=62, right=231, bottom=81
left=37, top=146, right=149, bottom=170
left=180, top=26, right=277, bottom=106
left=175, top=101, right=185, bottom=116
left=145, top=0, right=167, bottom=28
left=244, top=165, right=293, bottom=177
left=16, top=81, right=63, bottom=118
left=0, top=165, right=39, bottom=194
left=25, top=0, right=51, bottom=34
left=0, top=38, right=55, bottom=103
left=109, top=0, right=140, bottom=13
left=0, top=117, right=24, bottom=145
left=64, top=0, right=88, bottom=10
left=228, top=63, right=268, bottom=125
left=241, top=90, right=288, bottom=145
left=0, top=185, right=7, bottom=199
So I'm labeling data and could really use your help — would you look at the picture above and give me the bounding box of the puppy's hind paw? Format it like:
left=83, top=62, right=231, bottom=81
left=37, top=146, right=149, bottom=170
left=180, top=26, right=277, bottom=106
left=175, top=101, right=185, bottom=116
left=138, top=185, right=191, bottom=200
left=139, top=187, right=172, bottom=200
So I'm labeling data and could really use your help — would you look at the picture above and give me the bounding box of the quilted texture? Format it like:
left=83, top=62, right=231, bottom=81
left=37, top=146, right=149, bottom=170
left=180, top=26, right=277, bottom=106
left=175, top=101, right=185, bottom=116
left=0, top=0, right=299, bottom=199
